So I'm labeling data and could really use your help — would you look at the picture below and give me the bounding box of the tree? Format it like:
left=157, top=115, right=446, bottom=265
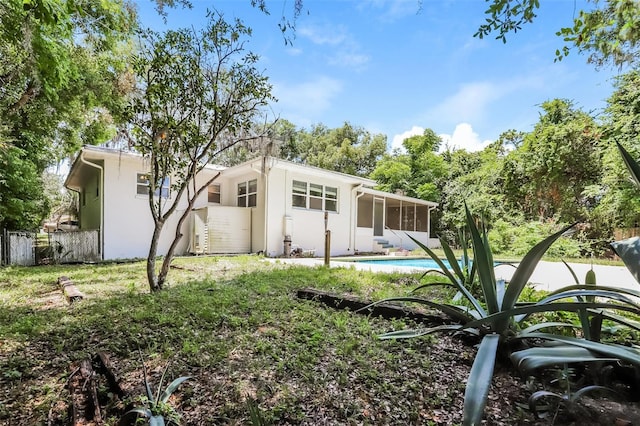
left=370, top=128, right=446, bottom=201
left=501, top=99, right=602, bottom=223
left=292, top=122, right=387, bottom=177
left=594, top=71, right=640, bottom=229
left=152, top=0, right=304, bottom=44
left=0, top=0, right=136, bottom=229
left=475, top=0, right=640, bottom=68
left=126, top=12, right=273, bottom=292
left=439, top=139, right=510, bottom=232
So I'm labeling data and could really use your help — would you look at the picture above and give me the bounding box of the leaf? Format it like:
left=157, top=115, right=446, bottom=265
left=501, top=223, right=576, bottom=312
left=360, top=296, right=475, bottom=324
left=610, top=236, right=640, bottom=285
left=465, top=205, right=499, bottom=315
left=516, top=333, right=640, bottom=367
left=408, top=234, right=486, bottom=317
left=159, top=376, right=191, bottom=403
left=379, top=324, right=466, bottom=340
left=616, top=141, right=640, bottom=189
left=511, top=345, right=617, bottom=371
left=463, top=334, right=500, bottom=426
left=529, top=390, right=563, bottom=419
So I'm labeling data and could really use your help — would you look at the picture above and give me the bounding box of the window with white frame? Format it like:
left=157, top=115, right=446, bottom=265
left=292, top=180, right=338, bottom=212
left=237, top=179, right=257, bottom=207
left=208, top=183, right=221, bottom=203
left=136, top=173, right=170, bottom=198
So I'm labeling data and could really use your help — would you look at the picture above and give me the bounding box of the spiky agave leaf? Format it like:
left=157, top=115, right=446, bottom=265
left=463, top=334, right=500, bottom=426
left=515, top=333, right=640, bottom=367
left=359, top=296, right=478, bottom=323
left=511, top=346, right=618, bottom=372
left=611, top=236, right=640, bottom=285
left=501, top=222, right=576, bottom=313
left=379, top=324, right=472, bottom=340
left=466, top=301, right=640, bottom=331
left=159, top=376, right=191, bottom=404
left=465, top=205, right=499, bottom=315
left=408, top=234, right=486, bottom=317
left=616, top=141, right=640, bottom=189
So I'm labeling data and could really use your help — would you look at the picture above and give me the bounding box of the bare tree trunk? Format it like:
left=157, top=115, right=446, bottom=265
left=147, top=221, right=164, bottom=292
left=156, top=173, right=221, bottom=289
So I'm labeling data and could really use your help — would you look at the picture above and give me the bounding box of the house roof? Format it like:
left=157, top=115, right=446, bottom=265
left=219, top=155, right=378, bottom=187
left=64, top=146, right=438, bottom=208
left=358, top=187, right=438, bottom=207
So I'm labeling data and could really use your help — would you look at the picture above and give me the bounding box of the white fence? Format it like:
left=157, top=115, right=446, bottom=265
left=50, top=231, right=100, bottom=263
left=1, top=230, right=100, bottom=266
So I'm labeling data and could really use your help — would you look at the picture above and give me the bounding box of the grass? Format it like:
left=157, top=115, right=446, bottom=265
left=0, top=255, right=532, bottom=425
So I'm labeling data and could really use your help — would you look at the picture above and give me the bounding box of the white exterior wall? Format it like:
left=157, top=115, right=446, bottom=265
left=100, top=155, right=221, bottom=260
left=263, top=167, right=356, bottom=257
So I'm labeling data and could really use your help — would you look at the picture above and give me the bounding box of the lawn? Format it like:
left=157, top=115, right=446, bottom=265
left=0, top=255, right=581, bottom=425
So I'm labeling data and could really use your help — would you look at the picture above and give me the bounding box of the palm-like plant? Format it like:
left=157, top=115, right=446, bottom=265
left=119, top=360, right=190, bottom=426
left=368, top=204, right=640, bottom=425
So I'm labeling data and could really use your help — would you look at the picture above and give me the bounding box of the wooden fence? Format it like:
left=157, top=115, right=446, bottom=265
left=1, top=230, right=100, bottom=266
left=613, top=228, right=640, bottom=241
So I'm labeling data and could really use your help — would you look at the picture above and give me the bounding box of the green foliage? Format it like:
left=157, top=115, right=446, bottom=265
left=439, top=140, right=509, bottom=231
left=488, top=220, right=585, bottom=257
left=0, top=143, right=48, bottom=230
left=595, top=71, right=640, bottom=230
left=0, top=0, right=135, bottom=229
left=281, top=122, right=387, bottom=177
left=127, top=12, right=273, bottom=291
left=475, top=0, right=640, bottom=68
left=501, top=99, right=602, bottom=224
left=370, top=205, right=640, bottom=424
left=370, top=128, right=446, bottom=202
left=120, top=359, right=190, bottom=426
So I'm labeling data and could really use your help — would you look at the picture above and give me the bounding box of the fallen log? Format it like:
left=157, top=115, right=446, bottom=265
left=69, top=359, right=101, bottom=425
left=296, top=288, right=450, bottom=325
left=93, top=351, right=126, bottom=400
left=58, top=276, right=85, bottom=303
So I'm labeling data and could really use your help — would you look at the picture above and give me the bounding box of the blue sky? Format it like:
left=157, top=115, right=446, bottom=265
left=137, top=0, right=622, bottom=152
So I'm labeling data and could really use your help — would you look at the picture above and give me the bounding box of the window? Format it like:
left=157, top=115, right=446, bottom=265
left=291, top=180, right=338, bottom=212
left=208, top=184, right=221, bottom=203
left=137, top=173, right=170, bottom=198
left=237, top=179, right=257, bottom=207
left=292, top=180, right=307, bottom=208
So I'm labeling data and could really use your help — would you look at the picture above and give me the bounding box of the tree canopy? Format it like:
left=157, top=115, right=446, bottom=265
left=476, top=0, right=640, bottom=67
left=127, top=12, right=273, bottom=291
left=0, top=0, right=136, bottom=230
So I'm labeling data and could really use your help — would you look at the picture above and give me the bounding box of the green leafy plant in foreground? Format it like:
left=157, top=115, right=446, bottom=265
left=119, top=358, right=190, bottom=426
left=367, top=204, right=640, bottom=425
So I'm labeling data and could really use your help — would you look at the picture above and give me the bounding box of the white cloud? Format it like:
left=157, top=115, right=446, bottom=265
left=271, top=76, right=343, bottom=126
left=439, top=123, right=493, bottom=152
left=427, top=75, right=546, bottom=126
left=298, top=23, right=370, bottom=71
left=391, top=126, right=424, bottom=151
left=298, top=24, right=347, bottom=46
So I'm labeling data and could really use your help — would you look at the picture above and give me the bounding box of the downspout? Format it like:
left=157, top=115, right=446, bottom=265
left=262, top=156, right=271, bottom=255
left=79, top=153, right=104, bottom=260
left=349, top=184, right=364, bottom=252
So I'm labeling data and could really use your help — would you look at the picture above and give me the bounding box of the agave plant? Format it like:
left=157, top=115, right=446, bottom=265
left=367, top=204, right=640, bottom=425
left=119, top=359, right=191, bottom=426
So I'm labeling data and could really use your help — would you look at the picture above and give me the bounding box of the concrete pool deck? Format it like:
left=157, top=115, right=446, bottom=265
left=263, top=257, right=640, bottom=293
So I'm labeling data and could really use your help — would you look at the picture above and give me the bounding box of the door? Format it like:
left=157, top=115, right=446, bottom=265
left=374, top=198, right=384, bottom=237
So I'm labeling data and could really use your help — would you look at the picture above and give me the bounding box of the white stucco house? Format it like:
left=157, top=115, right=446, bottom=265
left=64, top=146, right=438, bottom=260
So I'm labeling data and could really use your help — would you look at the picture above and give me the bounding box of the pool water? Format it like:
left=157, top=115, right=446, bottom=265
left=356, top=258, right=456, bottom=269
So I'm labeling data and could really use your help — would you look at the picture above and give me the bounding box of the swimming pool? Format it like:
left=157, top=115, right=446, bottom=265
left=356, top=258, right=456, bottom=269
